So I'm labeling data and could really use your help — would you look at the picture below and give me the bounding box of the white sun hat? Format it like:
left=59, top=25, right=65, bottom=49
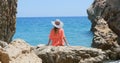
left=51, top=19, right=64, bottom=28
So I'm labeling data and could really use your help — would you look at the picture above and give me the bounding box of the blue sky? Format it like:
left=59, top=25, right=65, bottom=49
left=17, top=0, right=93, bottom=17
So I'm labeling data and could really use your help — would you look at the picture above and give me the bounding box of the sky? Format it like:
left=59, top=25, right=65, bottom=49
left=17, top=0, right=94, bottom=17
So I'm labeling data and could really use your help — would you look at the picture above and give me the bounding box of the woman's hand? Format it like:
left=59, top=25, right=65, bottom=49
left=63, top=37, right=70, bottom=46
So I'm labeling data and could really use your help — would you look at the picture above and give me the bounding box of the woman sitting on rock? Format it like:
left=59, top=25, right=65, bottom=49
left=47, top=19, right=69, bottom=46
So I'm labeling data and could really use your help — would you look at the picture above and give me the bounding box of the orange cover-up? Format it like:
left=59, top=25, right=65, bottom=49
left=49, top=28, right=65, bottom=46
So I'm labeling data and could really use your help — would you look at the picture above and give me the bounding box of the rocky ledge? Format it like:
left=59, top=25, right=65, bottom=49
left=1, top=39, right=120, bottom=63
left=0, top=39, right=109, bottom=63
left=34, top=46, right=107, bottom=63
left=0, top=39, right=42, bottom=63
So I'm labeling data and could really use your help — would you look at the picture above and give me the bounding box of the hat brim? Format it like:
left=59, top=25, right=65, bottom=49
left=51, top=21, right=63, bottom=28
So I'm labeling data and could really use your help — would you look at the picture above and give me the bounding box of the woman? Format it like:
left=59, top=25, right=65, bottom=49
left=47, top=19, right=69, bottom=46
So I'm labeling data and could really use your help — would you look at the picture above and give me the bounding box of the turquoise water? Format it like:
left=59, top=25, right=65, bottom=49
left=13, top=17, right=93, bottom=47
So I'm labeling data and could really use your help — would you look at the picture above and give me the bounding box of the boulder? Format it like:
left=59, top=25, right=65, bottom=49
left=0, top=39, right=42, bottom=63
left=34, top=46, right=107, bottom=63
left=87, top=0, right=120, bottom=49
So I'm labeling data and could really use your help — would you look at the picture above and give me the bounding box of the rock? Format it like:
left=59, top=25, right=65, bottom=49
left=87, top=0, right=120, bottom=61
left=87, top=0, right=120, bottom=50
left=0, top=39, right=42, bottom=63
left=0, top=40, right=8, bottom=48
left=104, top=60, right=120, bottom=63
left=107, top=47, right=120, bottom=60
left=92, top=18, right=119, bottom=50
left=0, top=0, right=17, bottom=43
left=34, top=46, right=107, bottom=63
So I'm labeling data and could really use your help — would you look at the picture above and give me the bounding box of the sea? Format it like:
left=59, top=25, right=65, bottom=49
left=13, top=16, right=93, bottom=47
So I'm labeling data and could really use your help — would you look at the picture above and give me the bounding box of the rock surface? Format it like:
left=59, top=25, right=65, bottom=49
left=0, top=0, right=17, bottom=43
left=34, top=46, right=107, bottom=63
left=108, top=47, right=120, bottom=60
left=92, top=18, right=119, bottom=50
left=0, top=40, right=8, bottom=48
left=104, top=60, right=120, bottom=63
left=0, top=39, right=42, bottom=63
left=87, top=0, right=120, bottom=50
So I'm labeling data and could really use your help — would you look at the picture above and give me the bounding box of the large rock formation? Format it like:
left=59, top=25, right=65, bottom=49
left=92, top=18, right=119, bottom=50
left=87, top=0, right=120, bottom=50
left=34, top=46, right=107, bottom=63
left=0, top=0, right=17, bottom=43
left=0, top=39, right=42, bottom=63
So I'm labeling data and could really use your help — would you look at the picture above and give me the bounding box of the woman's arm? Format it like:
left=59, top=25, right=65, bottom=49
left=63, top=37, right=70, bottom=46
left=47, top=38, right=51, bottom=46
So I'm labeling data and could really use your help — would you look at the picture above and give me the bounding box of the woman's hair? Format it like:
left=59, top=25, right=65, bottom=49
left=53, top=27, right=59, bottom=33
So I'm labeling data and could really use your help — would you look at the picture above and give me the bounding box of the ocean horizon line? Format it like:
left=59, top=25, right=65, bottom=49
left=17, top=16, right=88, bottom=18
